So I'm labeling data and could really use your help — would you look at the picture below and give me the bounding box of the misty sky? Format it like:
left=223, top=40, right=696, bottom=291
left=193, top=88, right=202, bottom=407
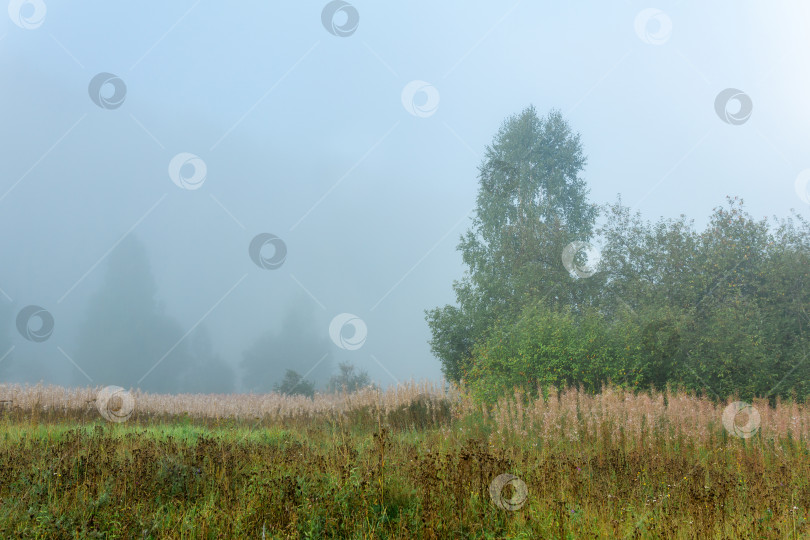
left=1, top=1, right=809, bottom=391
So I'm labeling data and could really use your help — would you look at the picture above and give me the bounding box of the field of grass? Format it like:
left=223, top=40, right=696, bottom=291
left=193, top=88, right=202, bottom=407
left=1, top=383, right=809, bottom=538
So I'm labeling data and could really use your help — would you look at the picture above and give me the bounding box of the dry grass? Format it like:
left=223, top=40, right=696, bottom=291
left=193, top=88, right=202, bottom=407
left=1, top=382, right=807, bottom=444
left=0, top=380, right=459, bottom=421
left=480, top=385, right=810, bottom=447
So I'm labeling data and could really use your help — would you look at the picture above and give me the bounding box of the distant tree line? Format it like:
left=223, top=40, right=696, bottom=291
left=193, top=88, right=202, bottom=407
left=427, top=106, right=810, bottom=403
left=0, top=234, right=370, bottom=395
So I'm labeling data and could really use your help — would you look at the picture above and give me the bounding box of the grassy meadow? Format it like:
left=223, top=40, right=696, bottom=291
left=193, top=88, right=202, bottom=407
left=0, top=382, right=809, bottom=538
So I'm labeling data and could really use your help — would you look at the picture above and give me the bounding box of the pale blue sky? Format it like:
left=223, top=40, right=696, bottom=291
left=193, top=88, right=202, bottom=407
left=1, top=1, right=809, bottom=389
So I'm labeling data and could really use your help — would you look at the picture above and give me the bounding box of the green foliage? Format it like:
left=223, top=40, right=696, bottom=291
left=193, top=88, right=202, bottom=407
left=466, top=305, right=643, bottom=403
left=326, top=362, right=376, bottom=393
left=274, top=369, right=316, bottom=398
left=464, top=194, right=810, bottom=402
left=427, top=106, right=596, bottom=383
left=429, top=102, right=810, bottom=403
left=595, top=196, right=810, bottom=401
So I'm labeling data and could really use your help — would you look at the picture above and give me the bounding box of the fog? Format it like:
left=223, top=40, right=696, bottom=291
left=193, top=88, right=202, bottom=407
left=1, top=1, right=808, bottom=392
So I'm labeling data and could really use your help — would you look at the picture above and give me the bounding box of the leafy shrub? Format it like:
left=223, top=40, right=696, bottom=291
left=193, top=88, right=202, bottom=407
left=465, top=304, right=643, bottom=403
left=274, top=370, right=316, bottom=398
left=326, top=362, right=376, bottom=393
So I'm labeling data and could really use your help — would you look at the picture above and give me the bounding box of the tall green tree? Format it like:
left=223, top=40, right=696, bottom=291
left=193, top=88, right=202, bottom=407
left=426, top=106, right=597, bottom=382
